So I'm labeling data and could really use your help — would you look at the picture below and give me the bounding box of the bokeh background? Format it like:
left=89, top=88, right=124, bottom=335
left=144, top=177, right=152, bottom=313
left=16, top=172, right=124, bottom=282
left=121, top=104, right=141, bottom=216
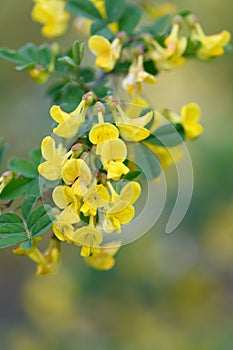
left=0, top=1, right=233, bottom=349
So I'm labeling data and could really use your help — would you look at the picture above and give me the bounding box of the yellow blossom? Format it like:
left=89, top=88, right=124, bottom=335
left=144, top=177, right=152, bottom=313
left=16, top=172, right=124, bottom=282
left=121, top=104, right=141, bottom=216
left=52, top=185, right=81, bottom=224
left=88, top=35, right=122, bottom=72
left=122, top=55, right=157, bottom=95
left=38, top=136, right=67, bottom=181
left=192, top=23, right=231, bottom=59
left=89, top=123, right=119, bottom=144
left=143, top=143, right=183, bottom=169
left=50, top=99, right=88, bottom=138
left=69, top=217, right=103, bottom=257
left=62, top=158, right=92, bottom=196
left=52, top=221, right=74, bottom=243
left=80, top=184, right=110, bottom=216
left=27, top=238, right=61, bottom=276
left=85, top=242, right=121, bottom=270
left=31, top=0, right=70, bottom=38
left=148, top=23, right=187, bottom=70
left=103, top=181, right=141, bottom=233
left=112, top=104, right=153, bottom=141
left=97, top=138, right=129, bottom=180
left=29, top=68, right=49, bottom=84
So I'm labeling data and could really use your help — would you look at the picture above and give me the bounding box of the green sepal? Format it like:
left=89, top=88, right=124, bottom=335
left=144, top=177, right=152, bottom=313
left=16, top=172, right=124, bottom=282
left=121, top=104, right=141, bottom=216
left=66, top=0, right=103, bottom=20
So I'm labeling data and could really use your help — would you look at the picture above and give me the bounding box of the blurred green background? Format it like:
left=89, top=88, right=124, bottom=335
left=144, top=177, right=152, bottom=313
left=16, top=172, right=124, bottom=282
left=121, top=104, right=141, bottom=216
left=0, top=1, right=233, bottom=349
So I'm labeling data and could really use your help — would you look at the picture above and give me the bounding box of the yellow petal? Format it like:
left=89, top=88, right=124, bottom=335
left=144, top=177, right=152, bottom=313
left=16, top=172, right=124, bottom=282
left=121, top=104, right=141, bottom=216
left=99, top=138, right=127, bottom=164
left=181, top=103, right=201, bottom=124
left=62, top=159, right=92, bottom=185
left=71, top=225, right=103, bottom=248
left=40, top=136, right=55, bottom=160
left=104, top=160, right=129, bottom=180
left=85, top=253, right=115, bottom=270
left=118, top=124, right=150, bottom=141
left=89, top=123, right=119, bottom=144
left=88, top=35, right=111, bottom=57
left=52, top=221, right=74, bottom=242
left=38, top=160, right=62, bottom=181
left=50, top=105, right=70, bottom=123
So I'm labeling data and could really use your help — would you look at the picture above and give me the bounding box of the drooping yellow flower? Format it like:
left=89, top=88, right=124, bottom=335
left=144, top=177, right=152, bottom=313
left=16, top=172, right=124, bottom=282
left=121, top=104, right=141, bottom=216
left=85, top=242, right=121, bottom=270
left=88, top=35, right=122, bottom=72
left=112, top=104, right=153, bottom=142
left=192, top=23, right=231, bottom=59
left=27, top=238, right=61, bottom=276
left=80, top=184, right=110, bottom=216
left=69, top=217, right=103, bottom=257
left=122, top=55, right=157, bottom=95
left=103, top=181, right=141, bottom=233
left=97, top=138, right=129, bottom=180
left=38, top=136, right=67, bottom=181
left=52, top=221, right=74, bottom=243
left=62, top=158, right=92, bottom=196
left=29, top=67, right=49, bottom=84
left=31, top=0, right=70, bottom=38
left=52, top=185, right=81, bottom=224
left=148, top=23, right=187, bottom=70
left=50, top=99, right=88, bottom=138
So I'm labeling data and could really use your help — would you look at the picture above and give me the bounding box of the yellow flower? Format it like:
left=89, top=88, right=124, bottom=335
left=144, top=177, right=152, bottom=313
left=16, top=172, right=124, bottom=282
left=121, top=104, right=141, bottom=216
left=69, top=217, right=103, bottom=257
left=112, top=104, right=153, bottom=142
left=88, top=35, right=122, bottom=72
left=80, top=184, right=110, bottom=216
left=122, top=55, right=157, bottom=95
left=38, top=136, right=67, bottom=181
left=27, top=238, right=61, bottom=276
left=31, top=0, right=70, bottom=38
left=103, top=181, right=141, bottom=233
left=143, top=143, right=183, bottom=169
left=52, top=185, right=81, bottom=224
left=52, top=221, right=74, bottom=243
left=85, top=242, right=121, bottom=270
left=29, top=67, right=49, bottom=84
left=148, top=23, right=187, bottom=70
left=164, top=103, right=203, bottom=140
left=50, top=99, right=88, bottom=138
left=192, top=23, right=231, bottom=59
left=97, top=138, right=129, bottom=180
left=89, top=123, right=119, bottom=144
left=62, top=158, right=92, bottom=196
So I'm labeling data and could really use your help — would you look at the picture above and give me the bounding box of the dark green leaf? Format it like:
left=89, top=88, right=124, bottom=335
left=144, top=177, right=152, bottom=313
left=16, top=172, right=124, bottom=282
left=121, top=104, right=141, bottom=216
left=66, top=0, right=103, bottom=20
left=105, top=0, right=126, bottom=22
left=0, top=213, right=23, bottom=224
left=90, top=21, right=114, bottom=39
left=143, top=60, right=158, bottom=76
left=31, top=214, right=53, bottom=237
left=8, top=158, right=37, bottom=178
left=0, top=223, right=25, bottom=235
left=145, top=123, right=185, bottom=147
left=135, top=143, right=161, bottom=180
left=22, top=195, right=38, bottom=220
left=123, top=170, right=142, bottom=181
left=58, top=56, right=77, bottom=70
left=72, top=41, right=85, bottom=65
left=118, top=3, right=142, bottom=34
left=79, top=68, right=95, bottom=83
left=29, top=149, right=42, bottom=168
left=27, top=205, right=52, bottom=230
left=25, top=178, right=40, bottom=197
left=0, top=177, right=32, bottom=200
left=0, top=235, right=28, bottom=248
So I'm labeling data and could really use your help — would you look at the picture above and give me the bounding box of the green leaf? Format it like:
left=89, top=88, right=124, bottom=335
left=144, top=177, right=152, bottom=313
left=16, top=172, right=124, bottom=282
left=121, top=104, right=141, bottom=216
left=79, top=68, right=95, bottom=83
left=0, top=213, right=23, bottom=224
left=145, top=123, right=185, bottom=147
left=141, top=14, right=171, bottom=37
left=0, top=43, right=52, bottom=70
left=49, top=82, right=85, bottom=112
left=66, top=0, right=103, bottom=20
left=8, top=158, right=37, bottom=178
left=25, top=178, right=40, bottom=197
left=27, top=205, right=52, bottom=229
left=29, top=149, right=42, bottom=168
left=105, top=0, right=126, bottom=22
left=31, top=214, right=53, bottom=238
left=0, top=223, right=25, bottom=235
left=135, top=143, right=161, bottom=180
left=0, top=235, right=28, bottom=248
left=58, top=56, right=77, bottom=70
left=123, top=170, right=142, bottom=181
left=0, top=177, right=32, bottom=200
left=21, top=195, right=38, bottom=220
left=90, top=20, right=114, bottom=39
left=118, top=3, right=142, bottom=34
left=72, top=41, right=85, bottom=65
